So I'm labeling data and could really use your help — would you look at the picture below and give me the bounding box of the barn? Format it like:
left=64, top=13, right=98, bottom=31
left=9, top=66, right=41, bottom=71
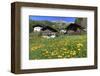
left=65, top=23, right=85, bottom=34
left=32, top=25, right=58, bottom=38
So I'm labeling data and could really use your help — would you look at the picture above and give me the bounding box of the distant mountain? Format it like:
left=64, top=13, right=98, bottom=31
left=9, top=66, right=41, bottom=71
left=51, top=20, right=74, bottom=23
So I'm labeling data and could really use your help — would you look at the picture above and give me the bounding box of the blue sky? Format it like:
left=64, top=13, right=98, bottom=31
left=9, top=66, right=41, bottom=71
left=29, top=15, right=76, bottom=23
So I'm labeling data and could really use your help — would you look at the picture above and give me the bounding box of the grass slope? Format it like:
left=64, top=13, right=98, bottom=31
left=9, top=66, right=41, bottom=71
left=29, top=34, right=87, bottom=60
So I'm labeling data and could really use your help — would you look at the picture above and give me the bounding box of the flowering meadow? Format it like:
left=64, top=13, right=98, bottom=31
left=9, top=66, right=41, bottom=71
left=29, top=34, right=87, bottom=60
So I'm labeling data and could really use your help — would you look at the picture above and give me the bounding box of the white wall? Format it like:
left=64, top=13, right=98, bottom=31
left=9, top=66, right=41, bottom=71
left=0, top=0, right=99, bottom=76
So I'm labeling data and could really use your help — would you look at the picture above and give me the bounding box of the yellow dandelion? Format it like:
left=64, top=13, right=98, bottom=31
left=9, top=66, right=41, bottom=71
left=77, top=43, right=83, bottom=47
left=51, top=52, right=55, bottom=56
left=65, top=51, right=69, bottom=54
left=31, top=47, right=36, bottom=51
left=31, top=47, right=34, bottom=50
left=78, top=49, right=80, bottom=51
left=45, top=51, right=49, bottom=54
left=58, top=55, right=62, bottom=58
left=62, top=53, right=65, bottom=56
left=67, top=55, right=70, bottom=58
left=63, top=48, right=67, bottom=51
left=72, top=51, right=76, bottom=55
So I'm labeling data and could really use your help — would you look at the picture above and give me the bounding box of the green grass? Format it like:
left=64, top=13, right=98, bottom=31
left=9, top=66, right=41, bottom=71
left=29, top=34, right=87, bottom=60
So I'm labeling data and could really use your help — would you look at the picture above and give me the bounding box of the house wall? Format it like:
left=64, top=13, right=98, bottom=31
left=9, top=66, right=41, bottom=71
left=42, top=29, right=56, bottom=37
left=34, top=27, right=42, bottom=32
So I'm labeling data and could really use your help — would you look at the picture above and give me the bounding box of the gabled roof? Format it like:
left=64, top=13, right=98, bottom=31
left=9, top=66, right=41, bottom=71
left=41, top=26, right=58, bottom=32
left=33, top=24, right=58, bottom=32
left=32, top=24, right=44, bottom=28
left=65, top=23, right=84, bottom=32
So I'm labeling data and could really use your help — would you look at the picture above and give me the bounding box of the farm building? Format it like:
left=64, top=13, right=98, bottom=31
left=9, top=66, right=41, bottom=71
left=42, top=26, right=58, bottom=38
left=32, top=25, right=58, bottom=38
left=32, top=24, right=43, bottom=32
left=65, top=23, right=85, bottom=34
left=60, top=29, right=66, bottom=34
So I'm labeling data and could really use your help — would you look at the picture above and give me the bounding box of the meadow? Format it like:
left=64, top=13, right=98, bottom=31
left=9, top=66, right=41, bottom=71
left=29, top=34, right=87, bottom=60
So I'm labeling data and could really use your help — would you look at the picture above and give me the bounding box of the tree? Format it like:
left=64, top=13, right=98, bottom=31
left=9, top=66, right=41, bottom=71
left=75, top=18, right=87, bottom=29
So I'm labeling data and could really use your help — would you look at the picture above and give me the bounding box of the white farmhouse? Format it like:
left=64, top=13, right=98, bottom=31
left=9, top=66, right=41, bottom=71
left=34, top=27, right=42, bottom=32
left=33, top=25, right=43, bottom=32
left=60, top=29, right=66, bottom=33
left=32, top=25, right=58, bottom=38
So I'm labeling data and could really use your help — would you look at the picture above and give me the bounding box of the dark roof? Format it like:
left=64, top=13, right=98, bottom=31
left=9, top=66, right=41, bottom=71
left=33, top=24, right=58, bottom=32
left=66, top=23, right=84, bottom=32
left=42, top=26, right=58, bottom=32
left=32, top=24, right=44, bottom=28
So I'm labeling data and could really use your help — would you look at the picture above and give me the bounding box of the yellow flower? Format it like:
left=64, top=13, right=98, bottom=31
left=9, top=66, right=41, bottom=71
left=63, top=48, right=67, bottom=51
left=72, top=51, right=76, bottom=55
left=31, top=47, right=36, bottom=51
left=45, top=51, right=48, bottom=54
left=31, top=44, right=44, bottom=51
left=70, top=51, right=73, bottom=55
left=58, top=55, right=62, bottom=58
left=62, top=53, right=65, bottom=56
left=78, top=49, right=80, bottom=51
left=77, top=43, right=83, bottom=47
left=51, top=52, right=55, bottom=56
left=67, top=55, right=70, bottom=58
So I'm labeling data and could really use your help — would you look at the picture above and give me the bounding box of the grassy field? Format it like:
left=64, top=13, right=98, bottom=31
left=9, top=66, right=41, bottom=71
left=29, top=34, right=87, bottom=60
